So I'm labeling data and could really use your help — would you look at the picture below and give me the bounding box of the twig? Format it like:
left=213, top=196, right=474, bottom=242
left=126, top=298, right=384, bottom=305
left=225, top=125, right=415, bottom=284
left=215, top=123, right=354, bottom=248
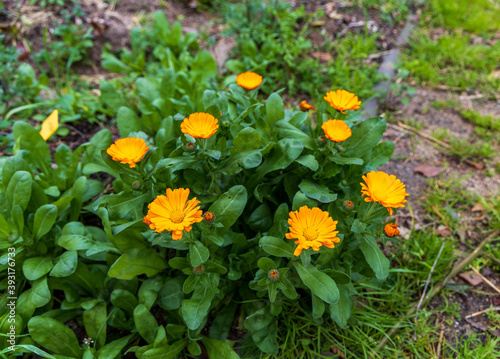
left=376, top=229, right=500, bottom=350
left=465, top=306, right=500, bottom=319
left=437, top=326, right=445, bottom=358
left=470, top=267, right=500, bottom=294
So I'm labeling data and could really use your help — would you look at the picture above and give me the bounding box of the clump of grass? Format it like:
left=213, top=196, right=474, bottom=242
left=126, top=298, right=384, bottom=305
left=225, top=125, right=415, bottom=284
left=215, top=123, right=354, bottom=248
left=428, top=0, right=500, bottom=34
left=401, top=31, right=500, bottom=93
left=449, top=136, right=495, bottom=161
left=461, top=110, right=500, bottom=131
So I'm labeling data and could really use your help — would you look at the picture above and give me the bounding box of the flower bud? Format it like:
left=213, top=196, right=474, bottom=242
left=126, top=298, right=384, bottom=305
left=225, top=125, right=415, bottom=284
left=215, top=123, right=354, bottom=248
left=343, top=200, right=354, bottom=211
left=185, top=142, right=197, bottom=152
left=193, top=265, right=205, bottom=275
left=132, top=180, right=142, bottom=190
left=317, top=135, right=327, bottom=144
left=203, top=211, right=215, bottom=224
left=383, top=223, right=400, bottom=237
left=267, top=269, right=280, bottom=282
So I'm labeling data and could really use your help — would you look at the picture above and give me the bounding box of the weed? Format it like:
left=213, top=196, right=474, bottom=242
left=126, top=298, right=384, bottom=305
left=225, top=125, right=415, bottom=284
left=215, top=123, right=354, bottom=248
left=449, top=136, right=495, bottom=161
left=461, top=110, right=500, bottom=131
left=431, top=127, right=449, bottom=142
left=430, top=99, right=460, bottom=110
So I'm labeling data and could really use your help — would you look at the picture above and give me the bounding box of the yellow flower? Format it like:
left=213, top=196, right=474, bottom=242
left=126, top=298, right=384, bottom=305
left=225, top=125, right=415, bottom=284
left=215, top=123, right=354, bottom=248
left=106, top=137, right=149, bottom=168
left=383, top=223, right=400, bottom=237
left=299, top=100, right=314, bottom=111
left=321, top=119, right=352, bottom=142
left=181, top=112, right=219, bottom=139
left=39, top=109, right=59, bottom=141
left=285, top=206, right=340, bottom=256
left=324, top=90, right=361, bottom=114
left=144, top=188, right=203, bottom=240
left=236, top=71, right=263, bottom=90
left=361, top=171, right=409, bottom=215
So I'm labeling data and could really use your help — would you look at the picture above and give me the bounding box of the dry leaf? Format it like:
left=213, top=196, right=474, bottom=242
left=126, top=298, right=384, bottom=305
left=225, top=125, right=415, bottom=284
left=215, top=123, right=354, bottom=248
left=413, top=165, right=444, bottom=177
left=493, top=296, right=500, bottom=306
left=465, top=318, right=487, bottom=331
left=471, top=202, right=487, bottom=212
left=458, top=272, right=483, bottom=286
left=311, top=52, right=332, bottom=62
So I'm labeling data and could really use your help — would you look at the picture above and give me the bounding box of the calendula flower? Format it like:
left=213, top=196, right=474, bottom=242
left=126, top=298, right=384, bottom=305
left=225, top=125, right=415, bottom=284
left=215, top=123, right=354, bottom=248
left=39, top=109, right=59, bottom=141
left=324, top=90, right=361, bottom=114
left=181, top=112, right=219, bottom=139
left=268, top=269, right=280, bottom=282
left=384, top=223, right=400, bottom=237
left=361, top=171, right=409, bottom=215
left=236, top=71, right=263, bottom=90
left=144, top=188, right=203, bottom=240
left=285, top=206, right=340, bottom=256
left=106, top=137, right=149, bottom=168
left=203, top=211, right=215, bottom=223
left=300, top=100, right=314, bottom=111
left=321, top=119, right=352, bottom=142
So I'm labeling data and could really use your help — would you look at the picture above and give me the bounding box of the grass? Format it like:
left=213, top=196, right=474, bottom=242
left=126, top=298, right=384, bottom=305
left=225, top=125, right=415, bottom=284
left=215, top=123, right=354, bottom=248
left=401, top=30, right=500, bottom=93
left=461, top=110, right=500, bottom=132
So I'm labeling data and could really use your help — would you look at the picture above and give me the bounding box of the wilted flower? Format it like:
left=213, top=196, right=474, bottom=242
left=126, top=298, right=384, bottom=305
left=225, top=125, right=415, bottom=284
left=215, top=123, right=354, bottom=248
left=143, top=188, right=203, bottom=240
left=324, top=89, right=361, bottom=114
left=236, top=71, right=263, bottom=90
left=285, top=206, right=340, bottom=256
left=39, top=109, right=59, bottom=141
left=106, top=137, right=149, bottom=168
left=361, top=171, right=409, bottom=215
left=299, top=100, right=314, bottom=111
left=181, top=112, right=219, bottom=139
left=383, top=223, right=400, bottom=237
left=321, top=119, right=352, bottom=142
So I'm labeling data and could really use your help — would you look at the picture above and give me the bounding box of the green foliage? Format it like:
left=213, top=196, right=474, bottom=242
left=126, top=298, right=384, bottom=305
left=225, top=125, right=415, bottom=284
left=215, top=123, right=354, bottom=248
left=401, top=30, right=500, bottom=93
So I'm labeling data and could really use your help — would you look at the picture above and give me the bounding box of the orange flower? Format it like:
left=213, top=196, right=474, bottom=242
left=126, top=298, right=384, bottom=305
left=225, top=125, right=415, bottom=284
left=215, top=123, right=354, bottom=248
left=181, top=112, right=219, bottom=139
left=321, top=119, right=352, bottom=142
left=236, top=71, right=263, bottom=90
left=203, top=211, right=215, bottom=223
left=300, top=100, right=314, bottom=111
left=106, top=137, right=149, bottom=168
left=285, top=206, right=340, bottom=256
left=324, top=90, right=361, bottom=114
left=384, top=223, right=400, bottom=237
left=361, top=171, right=409, bottom=215
left=144, top=188, right=203, bottom=240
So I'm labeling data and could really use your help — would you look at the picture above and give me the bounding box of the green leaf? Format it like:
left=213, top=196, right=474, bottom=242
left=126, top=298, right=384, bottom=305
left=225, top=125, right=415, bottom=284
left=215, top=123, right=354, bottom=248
left=293, top=262, right=339, bottom=304
left=257, top=258, right=276, bottom=272
left=182, top=279, right=218, bottom=330
left=343, top=117, right=386, bottom=156
left=189, top=241, right=210, bottom=267
left=192, top=50, right=217, bottom=82
left=100, top=82, right=129, bottom=110
left=9, top=345, right=56, bottom=359
left=108, top=248, right=167, bottom=280
left=13, top=121, right=52, bottom=175
left=295, top=154, right=319, bottom=171
left=83, top=301, right=107, bottom=349
left=116, top=107, right=141, bottom=137
left=247, top=203, right=273, bottom=232
left=259, top=236, right=294, bottom=258
left=312, top=294, right=325, bottom=319
left=364, top=141, right=395, bottom=171
left=6, top=170, right=32, bottom=211
left=30, top=277, right=51, bottom=307
left=33, top=204, right=57, bottom=240
left=202, top=337, right=240, bottom=359
left=0, top=214, right=10, bottom=240
left=275, top=120, right=314, bottom=150
left=255, top=138, right=303, bottom=178
left=292, top=191, right=317, bottom=211
left=158, top=277, right=184, bottom=310
left=208, top=302, right=238, bottom=341
left=350, top=219, right=367, bottom=234
left=28, top=316, right=81, bottom=358
left=330, top=284, right=353, bottom=329
left=298, top=179, right=337, bottom=203
left=23, top=257, right=54, bottom=281
left=329, top=155, right=363, bottom=165
left=97, top=335, right=132, bottom=359
left=266, top=93, right=285, bottom=128
left=208, top=185, right=247, bottom=237
left=142, top=339, right=189, bottom=359
left=50, top=251, right=78, bottom=277
left=358, top=234, right=390, bottom=281
left=134, top=304, right=158, bottom=344
left=110, top=289, right=138, bottom=316
left=244, top=307, right=278, bottom=355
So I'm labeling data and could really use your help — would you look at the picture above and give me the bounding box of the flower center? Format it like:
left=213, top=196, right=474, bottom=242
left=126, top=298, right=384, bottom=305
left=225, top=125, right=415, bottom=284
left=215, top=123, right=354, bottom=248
left=170, top=210, right=185, bottom=224
left=303, top=228, right=318, bottom=241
